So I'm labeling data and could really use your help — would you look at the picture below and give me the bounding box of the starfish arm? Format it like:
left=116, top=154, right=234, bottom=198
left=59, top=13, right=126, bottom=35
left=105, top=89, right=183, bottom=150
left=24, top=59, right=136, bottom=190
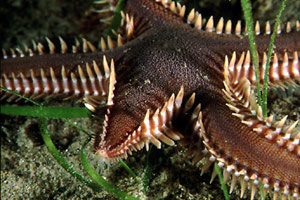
left=130, top=0, right=300, bottom=61
left=0, top=49, right=122, bottom=103
left=256, top=31, right=300, bottom=56
left=223, top=56, right=300, bottom=157
left=199, top=100, right=300, bottom=199
left=225, top=51, right=300, bottom=88
left=190, top=29, right=300, bottom=63
left=213, top=54, right=300, bottom=198
left=226, top=26, right=300, bottom=57
left=94, top=86, right=186, bottom=160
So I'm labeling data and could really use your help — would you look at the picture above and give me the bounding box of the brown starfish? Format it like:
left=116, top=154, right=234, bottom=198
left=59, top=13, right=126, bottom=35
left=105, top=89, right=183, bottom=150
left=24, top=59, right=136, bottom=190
left=1, top=0, right=300, bottom=199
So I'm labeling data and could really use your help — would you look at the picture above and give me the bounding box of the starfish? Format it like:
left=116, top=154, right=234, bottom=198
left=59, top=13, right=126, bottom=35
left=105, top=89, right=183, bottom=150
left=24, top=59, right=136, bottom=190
left=1, top=0, right=300, bottom=199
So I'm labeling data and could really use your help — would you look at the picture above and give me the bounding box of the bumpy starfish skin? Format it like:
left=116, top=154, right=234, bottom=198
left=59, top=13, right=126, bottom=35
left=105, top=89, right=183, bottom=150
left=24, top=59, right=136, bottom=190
left=1, top=0, right=300, bottom=199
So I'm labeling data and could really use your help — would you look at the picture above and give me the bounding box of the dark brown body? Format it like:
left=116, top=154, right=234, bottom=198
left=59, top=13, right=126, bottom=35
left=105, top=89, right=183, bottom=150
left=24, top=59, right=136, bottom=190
left=1, top=0, right=300, bottom=199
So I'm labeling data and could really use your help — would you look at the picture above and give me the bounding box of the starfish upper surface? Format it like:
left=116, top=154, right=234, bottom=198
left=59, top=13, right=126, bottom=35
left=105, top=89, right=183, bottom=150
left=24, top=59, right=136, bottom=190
left=1, top=0, right=300, bottom=199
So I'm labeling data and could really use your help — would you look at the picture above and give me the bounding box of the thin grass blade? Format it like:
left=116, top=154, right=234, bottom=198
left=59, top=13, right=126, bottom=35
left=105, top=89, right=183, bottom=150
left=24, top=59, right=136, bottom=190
left=119, top=158, right=137, bottom=179
left=262, top=0, right=286, bottom=116
left=81, top=139, right=139, bottom=200
left=215, top=163, right=230, bottom=200
left=241, top=0, right=262, bottom=107
left=0, top=105, right=91, bottom=118
left=40, top=118, right=101, bottom=192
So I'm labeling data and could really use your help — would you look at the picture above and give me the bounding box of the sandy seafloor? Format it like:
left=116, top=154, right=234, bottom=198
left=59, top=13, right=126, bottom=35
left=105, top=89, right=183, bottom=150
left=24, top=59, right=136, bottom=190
left=1, top=0, right=300, bottom=199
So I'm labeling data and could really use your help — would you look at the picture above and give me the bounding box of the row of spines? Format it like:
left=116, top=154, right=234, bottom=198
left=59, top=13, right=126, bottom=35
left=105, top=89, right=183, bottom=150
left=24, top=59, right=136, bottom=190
left=154, top=0, right=300, bottom=35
